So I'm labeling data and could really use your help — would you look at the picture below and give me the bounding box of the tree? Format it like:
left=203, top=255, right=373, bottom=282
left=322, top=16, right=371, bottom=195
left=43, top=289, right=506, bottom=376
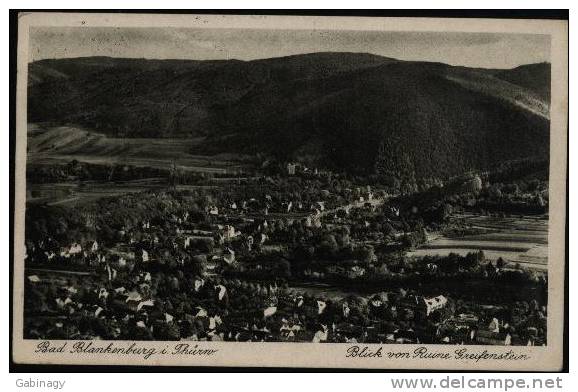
left=277, top=259, right=292, bottom=278
left=354, top=245, right=376, bottom=265
left=187, top=254, right=207, bottom=275
left=335, top=232, right=350, bottom=247
left=496, top=257, right=505, bottom=269
left=318, top=234, right=339, bottom=258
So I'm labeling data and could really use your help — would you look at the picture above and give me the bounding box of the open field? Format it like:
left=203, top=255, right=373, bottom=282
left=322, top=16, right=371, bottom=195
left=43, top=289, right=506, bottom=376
left=26, top=123, right=259, bottom=206
left=27, top=124, right=254, bottom=173
left=408, top=214, right=549, bottom=270
left=26, top=179, right=222, bottom=207
left=26, top=179, right=168, bottom=206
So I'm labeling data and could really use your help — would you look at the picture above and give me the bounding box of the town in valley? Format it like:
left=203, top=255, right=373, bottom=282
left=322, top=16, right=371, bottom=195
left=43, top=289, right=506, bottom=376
left=23, top=30, right=551, bottom=347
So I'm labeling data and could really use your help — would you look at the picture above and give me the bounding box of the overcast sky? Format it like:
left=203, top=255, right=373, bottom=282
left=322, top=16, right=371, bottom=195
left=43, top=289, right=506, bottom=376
left=29, top=27, right=550, bottom=69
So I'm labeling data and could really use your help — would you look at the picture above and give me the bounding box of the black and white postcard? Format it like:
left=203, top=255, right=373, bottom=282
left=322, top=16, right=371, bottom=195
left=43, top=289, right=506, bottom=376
left=12, top=12, right=568, bottom=370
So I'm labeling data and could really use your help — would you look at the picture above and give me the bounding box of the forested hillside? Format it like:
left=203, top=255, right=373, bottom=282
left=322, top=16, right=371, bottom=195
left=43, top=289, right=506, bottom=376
left=28, top=53, right=551, bottom=178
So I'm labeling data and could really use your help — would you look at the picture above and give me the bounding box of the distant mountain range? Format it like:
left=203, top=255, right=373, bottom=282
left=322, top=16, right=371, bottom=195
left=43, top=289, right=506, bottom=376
left=28, top=52, right=551, bottom=178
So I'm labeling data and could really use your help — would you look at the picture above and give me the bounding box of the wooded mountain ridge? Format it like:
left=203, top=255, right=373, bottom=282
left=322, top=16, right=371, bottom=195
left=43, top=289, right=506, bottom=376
left=28, top=53, right=551, bottom=178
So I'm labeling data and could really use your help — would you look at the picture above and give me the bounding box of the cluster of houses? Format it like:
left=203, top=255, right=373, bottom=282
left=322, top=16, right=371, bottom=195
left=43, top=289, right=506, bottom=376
left=26, top=253, right=537, bottom=345
left=286, top=162, right=325, bottom=177
left=400, top=294, right=449, bottom=318
left=23, top=164, right=546, bottom=346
